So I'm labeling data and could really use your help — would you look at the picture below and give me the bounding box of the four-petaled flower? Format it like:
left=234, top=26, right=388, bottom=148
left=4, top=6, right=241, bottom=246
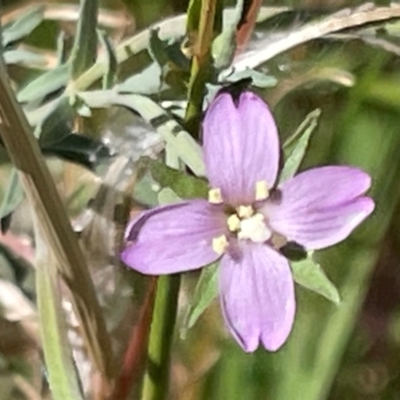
left=121, top=90, right=374, bottom=352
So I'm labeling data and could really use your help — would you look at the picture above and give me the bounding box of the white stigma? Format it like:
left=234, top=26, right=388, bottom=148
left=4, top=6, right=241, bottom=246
left=237, top=213, right=272, bottom=243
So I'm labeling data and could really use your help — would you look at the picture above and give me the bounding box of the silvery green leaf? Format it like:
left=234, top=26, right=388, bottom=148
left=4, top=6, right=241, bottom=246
left=36, top=248, right=84, bottom=400
left=291, top=255, right=341, bottom=304
left=98, top=30, right=117, bottom=90
left=181, top=263, right=219, bottom=339
left=2, top=6, right=44, bottom=46
left=69, top=0, right=98, bottom=79
left=3, top=49, right=47, bottom=67
left=0, top=169, right=23, bottom=220
left=280, top=108, right=321, bottom=182
left=18, top=64, right=69, bottom=103
left=117, top=63, right=163, bottom=95
left=220, top=68, right=277, bottom=88
left=213, top=0, right=245, bottom=69
left=148, top=28, right=170, bottom=67
left=78, top=91, right=205, bottom=176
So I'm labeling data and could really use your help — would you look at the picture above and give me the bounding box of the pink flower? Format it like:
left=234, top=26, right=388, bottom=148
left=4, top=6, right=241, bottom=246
left=121, top=91, right=374, bottom=352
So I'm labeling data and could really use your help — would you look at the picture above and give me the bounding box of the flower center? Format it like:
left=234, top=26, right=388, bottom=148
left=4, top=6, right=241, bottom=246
left=227, top=206, right=272, bottom=243
left=209, top=181, right=283, bottom=255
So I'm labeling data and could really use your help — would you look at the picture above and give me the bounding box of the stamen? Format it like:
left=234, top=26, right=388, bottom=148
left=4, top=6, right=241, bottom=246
left=212, top=234, right=229, bottom=255
left=208, top=187, right=223, bottom=204
left=255, top=181, right=269, bottom=201
left=237, top=205, right=254, bottom=218
left=227, top=214, right=241, bottom=232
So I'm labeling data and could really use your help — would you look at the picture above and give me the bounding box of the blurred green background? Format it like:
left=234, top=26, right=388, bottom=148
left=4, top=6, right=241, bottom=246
left=2, top=0, right=400, bottom=399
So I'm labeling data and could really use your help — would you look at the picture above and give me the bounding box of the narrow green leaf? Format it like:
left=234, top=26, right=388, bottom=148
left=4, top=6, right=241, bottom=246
left=3, top=49, right=47, bottom=67
left=181, top=263, right=219, bottom=339
left=213, top=0, right=245, bottom=69
left=220, top=68, right=277, bottom=87
left=56, top=31, right=68, bottom=65
left=98, top=30, right=117, bottom=90
left=149, top=160, right=208, bottom=199
left=36, top=245, right=84, bottom=400
left=36, top=97, right=74, bottom=145
left=290, top=256, right=341, bottom=304
left=2, top=6, right=44, bottom=46
left=148, top=28, right=170, bottom=68
left=186, top=0, right=202, bottom=33
left=0, top=168, right=23, bottom=219
left=69, top=0, right=98, bottom=79
left=0, top=62, right=114, bottom=380
left=280, top=108, right=321, bottom=183
left=17, top=64, right=69, bottom=103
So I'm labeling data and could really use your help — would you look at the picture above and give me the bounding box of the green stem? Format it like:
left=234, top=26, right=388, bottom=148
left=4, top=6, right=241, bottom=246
left=184, top=0, right=222, bottom=136
left=140, top=275, right=181, bottom=400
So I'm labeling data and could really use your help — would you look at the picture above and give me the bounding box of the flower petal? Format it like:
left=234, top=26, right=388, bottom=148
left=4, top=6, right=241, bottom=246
left=266, top=166, right=374, bottom=250
left=219, top=243, right=295, bottom=352
left=203, top=91, right=280, bottom=205
left=121, top=200, right=227, bottom=275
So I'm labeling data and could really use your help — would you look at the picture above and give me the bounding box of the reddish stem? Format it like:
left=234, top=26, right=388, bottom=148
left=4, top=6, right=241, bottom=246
left=111, top=277, right=158, bottom=400
left=235, top=0, right=262, bottom=55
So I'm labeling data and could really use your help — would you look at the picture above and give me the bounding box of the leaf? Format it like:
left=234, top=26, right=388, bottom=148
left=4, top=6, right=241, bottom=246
left=180, top=263, right=219, bottom=339
left=280, top=108, right=321, bottom=183
left=117, top=63, right=163, bottom=95
left=69, top=0, right=99, bottom=79
left=0, top=62, right=113, bottom=379
left=212, top=0, right=247, bottom=70
left=186, top=0, right=202, bottom=34
left=41, top=134, right=112, bottom=171
left=133, top=172, right=160, bottom=207
left=0, top=169, right=23, bottom=221
left=232, top=3, right=400, bottom=72
left=157, top=187, right=181, bottom=204
left=148, top=28, right=170, bottom=68
left=98, top=30, right=118, bottom=90
left=290, top=255, right=341, bottom=304
left=78, top=91, right=206, bottom=176
left=17, top=64, right=69, bottom=103
left=2, top=6, right=44, bottom=47
left=36, top=238, right=84, bottom=400
left=3, top=49, right=47, bottom=67
left=149, top=160, right=208, bottom=199
left=220, top=68, right=277, bottom=87
left=36, top=97, right=74, bottom=144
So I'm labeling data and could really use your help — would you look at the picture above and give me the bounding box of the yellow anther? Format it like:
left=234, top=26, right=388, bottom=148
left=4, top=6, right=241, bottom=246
left=212, top=234, right=229, bottom=255
left=255, top=181, right=269, bottom=201
left=208, top=187, right=223, bottom=204
left=237, top=205, right=254, bottom=218
left=227, top=214, right=241, bottom=232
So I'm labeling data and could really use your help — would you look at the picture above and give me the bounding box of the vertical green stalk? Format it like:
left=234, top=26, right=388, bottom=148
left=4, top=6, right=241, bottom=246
left=184, top=0, right=222, bottom=136
left=141, top=276, right=181, bottom=400
left=140, top=2, right=221, bottom=398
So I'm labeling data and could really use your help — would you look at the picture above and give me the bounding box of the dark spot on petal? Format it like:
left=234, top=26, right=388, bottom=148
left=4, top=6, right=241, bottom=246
left=280, top=241, right=307, bottom=261
left=268, top=188, right=283, bottom=203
